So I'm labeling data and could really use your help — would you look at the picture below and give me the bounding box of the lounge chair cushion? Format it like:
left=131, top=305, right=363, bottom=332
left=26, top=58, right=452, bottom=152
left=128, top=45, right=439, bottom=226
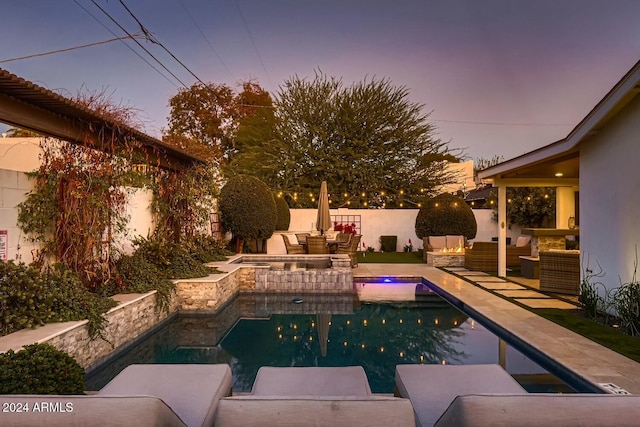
left=395, top=364, right=526, bottom=427
left=99, top=364, right=232, bottom=427
left=0, top=395, right=186, bottom=427
left=434, top=394, right=640, bottom=427
left=214, top=396, right=416, bottom=427
left=251, top=366, right=372, bottom=396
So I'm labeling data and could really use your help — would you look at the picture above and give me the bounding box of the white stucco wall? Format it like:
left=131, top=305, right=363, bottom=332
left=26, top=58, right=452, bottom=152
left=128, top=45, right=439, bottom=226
left=0, top=137, right=41, bottom=172
left=580, top=95, right=640, bottom=296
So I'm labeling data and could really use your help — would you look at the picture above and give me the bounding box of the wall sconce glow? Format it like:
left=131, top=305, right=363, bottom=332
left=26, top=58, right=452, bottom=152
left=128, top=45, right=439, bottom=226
left=555, top=172, right=564, bottom=177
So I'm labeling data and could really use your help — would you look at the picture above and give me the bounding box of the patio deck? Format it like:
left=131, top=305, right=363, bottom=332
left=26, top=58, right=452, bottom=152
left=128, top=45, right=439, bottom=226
left=355, top=263, right=640, bottom=395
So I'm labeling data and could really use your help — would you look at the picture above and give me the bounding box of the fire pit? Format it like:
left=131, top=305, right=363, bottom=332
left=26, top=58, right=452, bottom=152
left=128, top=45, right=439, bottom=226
left=426, top=247, right=465, bottom=267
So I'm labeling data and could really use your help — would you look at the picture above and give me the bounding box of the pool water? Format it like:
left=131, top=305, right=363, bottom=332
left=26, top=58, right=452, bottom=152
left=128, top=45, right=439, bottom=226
left=85, top=285, right=579, bottom=393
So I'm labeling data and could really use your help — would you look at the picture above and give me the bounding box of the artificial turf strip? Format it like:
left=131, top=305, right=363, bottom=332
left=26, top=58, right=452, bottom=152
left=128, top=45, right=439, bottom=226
left=356, top=251, right=424, bottom=264
left=534, top=308, right=640, bottom=363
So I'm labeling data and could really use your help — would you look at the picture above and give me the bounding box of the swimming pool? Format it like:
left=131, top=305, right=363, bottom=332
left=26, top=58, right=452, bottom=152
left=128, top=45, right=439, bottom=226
left=85, top=280, right=589, bottom=393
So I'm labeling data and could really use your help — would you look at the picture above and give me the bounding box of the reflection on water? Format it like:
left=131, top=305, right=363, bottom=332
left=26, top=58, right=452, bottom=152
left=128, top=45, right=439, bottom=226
left=85, top=291, right=574, bottom=393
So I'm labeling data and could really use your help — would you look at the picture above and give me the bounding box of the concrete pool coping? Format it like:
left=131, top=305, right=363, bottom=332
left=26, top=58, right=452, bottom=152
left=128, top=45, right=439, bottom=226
left=355, top=263, right=640, bottom=395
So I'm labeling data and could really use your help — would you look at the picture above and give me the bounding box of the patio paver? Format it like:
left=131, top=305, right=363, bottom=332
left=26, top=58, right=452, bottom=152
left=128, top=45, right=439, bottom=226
left=477, top=282, right=526, bottom=290
left=495, top=290, right=550, bottom=298
left=515, top=299, right=578, bottom=309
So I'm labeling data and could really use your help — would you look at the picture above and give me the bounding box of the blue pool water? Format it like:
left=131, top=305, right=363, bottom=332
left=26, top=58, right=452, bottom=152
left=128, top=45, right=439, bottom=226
left=85, top=281, right=590, bottom=393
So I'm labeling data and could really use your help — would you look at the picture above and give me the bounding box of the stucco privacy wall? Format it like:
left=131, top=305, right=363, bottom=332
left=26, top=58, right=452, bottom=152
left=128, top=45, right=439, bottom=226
left=580, top=94, right=640, bottom=299
left=0, top=167, right=155, bottom=261
left=275, top=208, right=522, bottom=254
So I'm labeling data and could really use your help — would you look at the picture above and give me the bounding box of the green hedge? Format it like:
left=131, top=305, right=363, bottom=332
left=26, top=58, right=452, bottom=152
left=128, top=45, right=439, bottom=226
left=0, top=343, right=85, bottom=394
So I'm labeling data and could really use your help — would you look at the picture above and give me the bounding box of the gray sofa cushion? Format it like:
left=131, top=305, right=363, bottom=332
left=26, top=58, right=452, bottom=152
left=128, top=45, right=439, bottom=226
left=251, top=366, right=372, bottom=396
left=395, top=364, right=526, bottom=427
left=0, top=395, right=185, bottom=426
left=434, top=394, right=640, bottom=427
left=214, top=396, right=415, bottom=427
left=99, top=364, right=232, bottom=427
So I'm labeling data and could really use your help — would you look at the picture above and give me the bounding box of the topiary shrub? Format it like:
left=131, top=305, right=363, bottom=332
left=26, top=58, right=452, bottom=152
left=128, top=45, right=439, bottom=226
left=219, top=175, right=277, bottom=252
left=274, top=195, right=291, bottom=231
left=0, top=343, right=85, bottom=394
left=415, top=193, right=477, bottom=240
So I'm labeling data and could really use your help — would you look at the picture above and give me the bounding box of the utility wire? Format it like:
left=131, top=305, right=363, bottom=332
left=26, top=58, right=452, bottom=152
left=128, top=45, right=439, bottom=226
left=73, top=0, right=177, bottom=88
left=117, top=0, right=206, bottom=86
left=432, top=119, right=571, bottom=127
left=178, top=0, right=235, bottom=81
left=0, top=34, right=143, bottom=64
left=234, top=0, right=273, bottom=89
left=88, top=0, right=189, bottom=88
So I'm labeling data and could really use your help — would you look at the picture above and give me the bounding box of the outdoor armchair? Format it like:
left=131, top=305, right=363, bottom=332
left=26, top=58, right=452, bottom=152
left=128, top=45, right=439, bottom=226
left=337, top=234, right=362, bottom=267
left=282, top=235, right=305, bottom=254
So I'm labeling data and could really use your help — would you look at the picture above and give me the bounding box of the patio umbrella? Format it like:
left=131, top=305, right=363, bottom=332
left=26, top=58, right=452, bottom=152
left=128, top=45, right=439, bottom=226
left=316, top=181, right=331, bottom=235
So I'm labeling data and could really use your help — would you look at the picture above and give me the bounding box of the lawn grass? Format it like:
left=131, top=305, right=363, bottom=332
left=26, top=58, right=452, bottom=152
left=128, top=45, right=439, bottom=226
left=534, top=308, right=640, bottom=363
left=357, top=251, right=424, bottom=263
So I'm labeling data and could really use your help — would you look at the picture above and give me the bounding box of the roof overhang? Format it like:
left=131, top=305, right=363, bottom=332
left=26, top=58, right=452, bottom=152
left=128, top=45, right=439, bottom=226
left=478, top=59, right=640, bottom=184
left=0, top=68, right=204, bottom=171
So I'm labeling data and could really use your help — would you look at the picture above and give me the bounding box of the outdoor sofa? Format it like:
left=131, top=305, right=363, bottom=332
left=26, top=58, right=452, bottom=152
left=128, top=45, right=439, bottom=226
left=464, top=241, right=531, bottom=271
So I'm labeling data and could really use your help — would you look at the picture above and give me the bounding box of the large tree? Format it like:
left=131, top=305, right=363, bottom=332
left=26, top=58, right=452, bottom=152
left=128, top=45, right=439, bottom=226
left=165, top=81, right=273, bottom=164
left=228, top=71, right=458, bottom=208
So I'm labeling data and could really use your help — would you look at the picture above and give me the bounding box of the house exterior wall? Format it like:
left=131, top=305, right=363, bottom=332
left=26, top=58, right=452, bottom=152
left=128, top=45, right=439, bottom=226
left=580, top=94, right=640, bottom=296
left=0, top=137, right=41, bottom=172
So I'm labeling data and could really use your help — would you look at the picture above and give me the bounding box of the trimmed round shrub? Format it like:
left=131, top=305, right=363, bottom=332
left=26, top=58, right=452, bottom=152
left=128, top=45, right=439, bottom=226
left=274, top=195, right=291, bottom=231
left=415, top=193, right=477, bottom=239
left=219, top=175, right=277, bottom=240
left=0, top=343, right=85, bottom=394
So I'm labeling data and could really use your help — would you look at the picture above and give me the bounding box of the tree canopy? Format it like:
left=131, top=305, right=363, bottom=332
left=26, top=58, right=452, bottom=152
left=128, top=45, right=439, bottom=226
left=165, top=81, right=273, bottom=164
left=226, top=71, right=458, bottom=208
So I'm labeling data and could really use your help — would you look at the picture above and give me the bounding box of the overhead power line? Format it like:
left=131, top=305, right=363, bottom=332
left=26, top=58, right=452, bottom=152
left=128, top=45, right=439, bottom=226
left=178, top=0, right=235, bottom=81
left=73, top=0, right=178, bottom=87
left=118, top=0, right=207, bottom=86
left=88, top=0, right=189, bottom=88
left=0, top=34, right=143, bottom=64
left=432, top=119, right=571, bottom=127
left=234, top=0, right=273, bottom=88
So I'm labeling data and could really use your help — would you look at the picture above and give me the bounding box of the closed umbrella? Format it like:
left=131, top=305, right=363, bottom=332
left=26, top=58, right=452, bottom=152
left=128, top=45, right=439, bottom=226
left=316, top=181, right=331, bottom=235
left=316, top=313, right=331, bottom=357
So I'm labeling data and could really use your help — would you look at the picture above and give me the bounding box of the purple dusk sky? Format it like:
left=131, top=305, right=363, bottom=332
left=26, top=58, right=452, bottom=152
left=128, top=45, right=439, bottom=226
left=2, top=0, right=639, bottom=161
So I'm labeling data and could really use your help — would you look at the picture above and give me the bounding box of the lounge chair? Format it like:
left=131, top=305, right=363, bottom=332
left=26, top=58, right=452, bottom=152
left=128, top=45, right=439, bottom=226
left=337, top=234, right=362, bottom=267
left=282, top=234, right=305, bottom=254
left=395, top=364, right=526, bottom=427
left=464, top=241, right=531, bottom=272
left=307, top=235, right=329, bottom=254
left=213, top=366, right=415, bottom=427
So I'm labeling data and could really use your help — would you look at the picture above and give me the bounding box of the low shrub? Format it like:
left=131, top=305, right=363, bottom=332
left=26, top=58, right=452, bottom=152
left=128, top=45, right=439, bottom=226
left=186, top=234, right=234, bottom=263
left=0, top=343, right=85, bottom=394
left=0, top=261, right=116, bottom=339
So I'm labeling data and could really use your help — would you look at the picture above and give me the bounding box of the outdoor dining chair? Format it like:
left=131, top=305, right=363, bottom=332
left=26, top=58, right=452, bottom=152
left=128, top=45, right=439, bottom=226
left=282, top=235, right=305, bottom=254
left=295, top=233, right=311, bottom=245
left=306, top=235, right=329, bottom=254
